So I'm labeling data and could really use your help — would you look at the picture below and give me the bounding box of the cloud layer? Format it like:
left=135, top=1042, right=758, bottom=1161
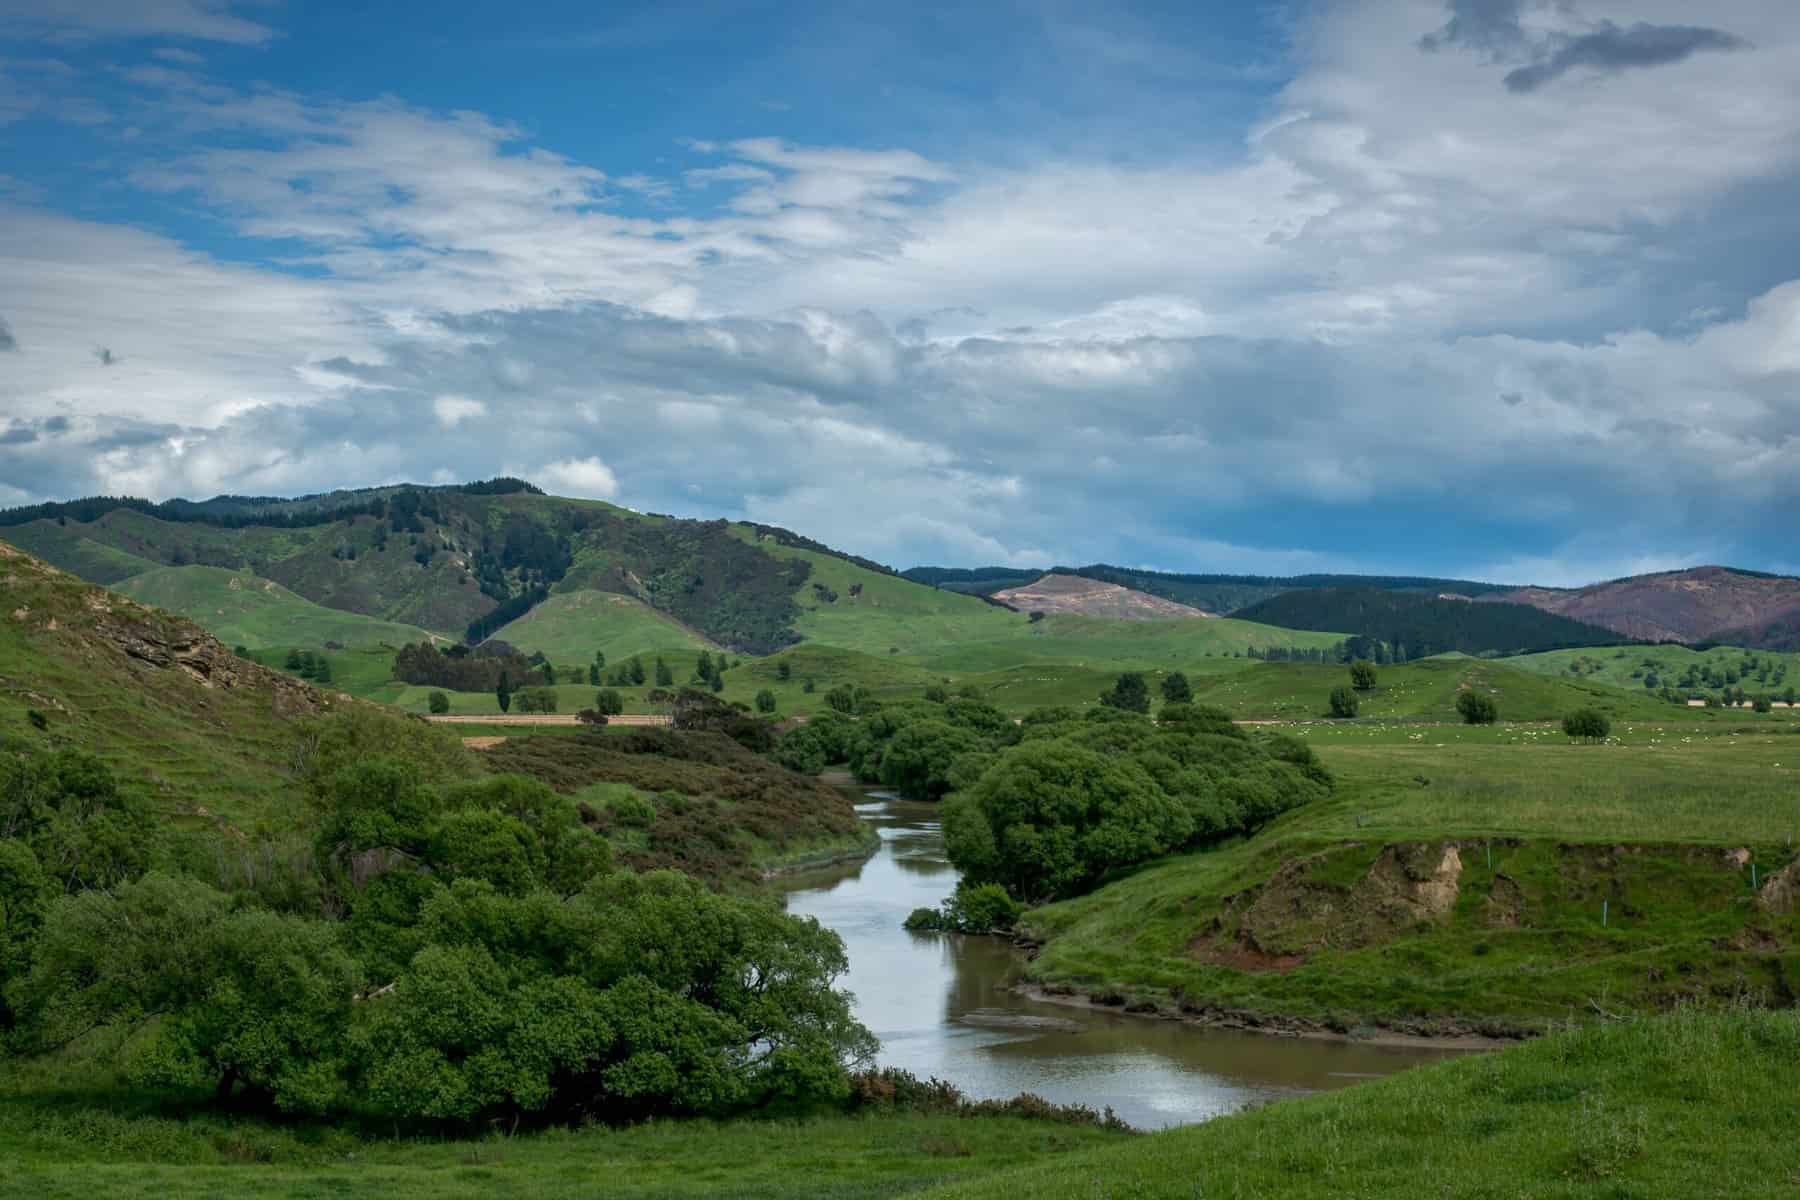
left=2, top=0, right=1799, bottom=584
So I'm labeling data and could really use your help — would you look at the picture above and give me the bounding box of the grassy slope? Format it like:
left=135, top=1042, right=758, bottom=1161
left=1190, top=656, right=1678, bottom=722
left=924, top=1008, right=1799, bottom=1199
left=1510, top=643, right=1799, bottom=695
left=1020, top=721, right=1800, bottom=1029
left=0, top=522, right=158, bottom=584
left=0, top=544, right=336, bottom=827
left=487, top=588, right=717, bottom=662
left=113, top=565, right=436, bottom=651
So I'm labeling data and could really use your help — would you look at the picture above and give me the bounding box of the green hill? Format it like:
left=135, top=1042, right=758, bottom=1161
left=1234, top=587, right=1629, bottom=658
left=113, top=565, right=437, bottom=651
left=1508, top=643, right=1799, bottom=704
left=1187, top=656, right=1674, bottom=722
left=488, top=588, right=718, bottom=662
left=0, top=541, right=350, bottom=824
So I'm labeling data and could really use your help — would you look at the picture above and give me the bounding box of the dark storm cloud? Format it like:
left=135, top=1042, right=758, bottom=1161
left=1418, top=0, right=1528, bottom=58
left=1504, top=22, right=1749, bottom=93
left=0, top=315, right=15, bottom=352
left=1421, top=1, right=1748, bottom=93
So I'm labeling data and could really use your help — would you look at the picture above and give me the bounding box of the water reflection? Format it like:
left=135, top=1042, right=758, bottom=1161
left=780, top=793, right=1465, bottom=1130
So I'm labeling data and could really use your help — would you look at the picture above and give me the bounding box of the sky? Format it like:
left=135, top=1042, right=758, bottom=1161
left=1, top=0, right=1798, bottom=585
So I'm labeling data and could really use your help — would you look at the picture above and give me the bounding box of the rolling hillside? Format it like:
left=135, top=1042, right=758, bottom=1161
left=1234, top=588, right=1629, bottom=659
left=485, top=588, right=718, bottom=662
left=0, top=539, right=349, bottom=821
left=1490, top=565, right=1800, bottom=647
left=113, top=565, right=437, bottom=651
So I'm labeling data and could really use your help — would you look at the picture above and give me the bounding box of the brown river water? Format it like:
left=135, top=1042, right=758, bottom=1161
left=778, top=791, right=1465, bottom=1130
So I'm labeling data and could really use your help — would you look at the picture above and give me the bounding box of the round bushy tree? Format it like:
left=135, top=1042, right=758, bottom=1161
left=1329, top=685, right=1359, bottom=718
left=1561, top=709, right=1611, bottom=741
left=1160, top=672, right=1193, bottom=704
left=1349, top=660, right=1377, bottom=691
left=1456, top=690, right=1498, bottom=725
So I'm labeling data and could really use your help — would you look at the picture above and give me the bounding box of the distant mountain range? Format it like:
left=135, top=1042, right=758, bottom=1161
left=906, top=562, right=1800, bottom=651
left=7, top=483, right=1799, bottom=658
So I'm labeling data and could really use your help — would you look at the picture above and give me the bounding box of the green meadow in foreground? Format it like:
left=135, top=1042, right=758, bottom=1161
left=2, top=1009, right=1789, bottom=1199
left=922, top=1007, right=1800, bottom=1200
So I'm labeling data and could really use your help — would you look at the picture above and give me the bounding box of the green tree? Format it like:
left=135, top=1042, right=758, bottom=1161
left=694, top=652, right=714, bottom=683
left=629, top=658, right=648, bottom=686
left=1098, top=672, right=1151, bottom=713
left=877, top=720, right=981, bottom=801
left=1752, top=695, right=1773, bottom=714
left=1349, top=660, right=1377, bottom=691
left=594, top=688, right=625, bottom=716
left=0, top=840, right=47, bottom=1032
left=427, top=691, right=450, bottom=715
left=755, top=689, right=778, bottom=714
left=654, top=657, right=674, bottom=687
left=824, top=685, right=857, bottom=714
left=18, top=874, right=359, bottom=1112
left=1329, top=685, right=1359, bottom=718
left=1160, top=672, right=1193, bottom=704
left=777, top=660, right=792, bottom=681
left=1561, top=709, right=1611, bottom=741
left=802, top=677, right=817, bottom=694
left=284, top=648, right=304, bottom=671
left=496, top=670, right=512, bottom=713
left=942, top=739, right=1192, bottom=901
left=1456, top=690, right=1498, bottom=725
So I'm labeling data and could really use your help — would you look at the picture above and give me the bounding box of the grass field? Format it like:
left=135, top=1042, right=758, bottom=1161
left=1019, top=724, right=1800, bottom=1029
left=922, top=1007, right=1800, bottom=1199
left=114, top=565, right=438, bottom=650
left=487, top=588, right=718, bottom=662
left=1509, top=643, right=1799, bottom=697
left=0, top=1050, right=1123, bottom=1200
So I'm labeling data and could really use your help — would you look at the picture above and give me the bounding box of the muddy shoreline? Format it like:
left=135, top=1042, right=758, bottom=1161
left=1012, top=982, right=1521, bottom=1051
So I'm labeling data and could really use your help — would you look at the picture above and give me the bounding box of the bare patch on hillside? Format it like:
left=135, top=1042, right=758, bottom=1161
left=993, top=572, right=1215, bottom=620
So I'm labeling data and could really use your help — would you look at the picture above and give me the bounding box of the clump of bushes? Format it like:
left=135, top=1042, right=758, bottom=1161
left=904, top=882, right=1022, bottom=934
left=849, top=1067, right=1130, bottom=1131
left=1562, top=709, right=1611, bottom=741
left=1456, top=689, right=1498, bottom=724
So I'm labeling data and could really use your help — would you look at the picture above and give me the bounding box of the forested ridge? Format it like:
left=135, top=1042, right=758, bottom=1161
left=1232, top=588, right=1630, bottom=660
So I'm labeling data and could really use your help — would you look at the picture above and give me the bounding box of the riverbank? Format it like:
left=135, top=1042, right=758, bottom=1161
left=1012, top=984, right=1517, bottom=1051
left=1015, top=728, right=1798, bottom=1033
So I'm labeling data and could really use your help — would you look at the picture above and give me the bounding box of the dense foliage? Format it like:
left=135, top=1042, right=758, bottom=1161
left=394, top=640, right=540, bottom=691
left=0, top=716, right=874, bottom=1125
left=940, top=705, right=1331, bottom=901
left=1456, top=690, right=1499, bottom=724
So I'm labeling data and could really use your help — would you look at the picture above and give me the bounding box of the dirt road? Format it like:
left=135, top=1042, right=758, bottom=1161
left=425, top=713, right=672, bottom=727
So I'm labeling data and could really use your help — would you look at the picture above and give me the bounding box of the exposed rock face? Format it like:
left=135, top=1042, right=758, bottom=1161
left=993, top=572, right=1216, bottom=620
left=1222, top=841, right=1465, bottom=960
left=1759, top=859, right=1799, bottom=917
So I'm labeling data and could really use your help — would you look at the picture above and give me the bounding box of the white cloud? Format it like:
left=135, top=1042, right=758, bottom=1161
left=535, top=456, right=619, bottom=499
left=0, top=0, right=275, bottom=45
left=432, top=394, right=486, bottom=427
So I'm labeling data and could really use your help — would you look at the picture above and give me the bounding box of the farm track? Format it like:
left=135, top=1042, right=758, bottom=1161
left=425, top=713, right=672, bottom=726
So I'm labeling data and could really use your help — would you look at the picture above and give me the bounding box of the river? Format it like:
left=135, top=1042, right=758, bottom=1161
left=779, top=791, right=1465, bottom=1131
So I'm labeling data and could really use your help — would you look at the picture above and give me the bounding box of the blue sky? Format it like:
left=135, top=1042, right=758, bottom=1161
left=2, top=0, right=1799, bottom=584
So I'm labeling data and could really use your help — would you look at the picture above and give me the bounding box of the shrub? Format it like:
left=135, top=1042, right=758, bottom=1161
left=1456, top=690, right=1498, bottom=725
left=1098, top=672, right=1151, bottom=713
left=427, top=691, right=450, bottom=715
left=1160, top=672, right=1192, bottom=704
left=1562, top=709, right=1611, bottom=741
left=1350, top=660, right=1377, bottom=691
left=594, top=689, right=625, bottom=716
left=755, top=689, right=778, bottom=714
left=1753, top=695, right=1773, bottom=714
left=1329, top=685, right=1359, bottom=718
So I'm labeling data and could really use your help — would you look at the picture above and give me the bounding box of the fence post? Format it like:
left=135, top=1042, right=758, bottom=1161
left=1602, top=899, right=1608, bottom=928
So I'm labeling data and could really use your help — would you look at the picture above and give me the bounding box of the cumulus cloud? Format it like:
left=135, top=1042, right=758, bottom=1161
left=3, top=1, right=1800, bottom=583
left=535, top=456, right=620, bottom=500
left=432, top=394, right=486, bottom=427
